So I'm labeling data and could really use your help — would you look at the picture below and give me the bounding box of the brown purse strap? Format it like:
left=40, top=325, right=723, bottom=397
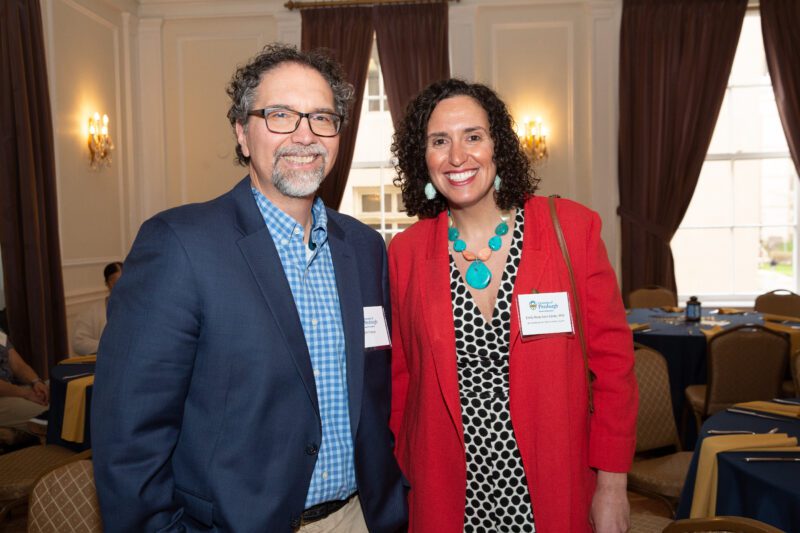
left=548, top=195, right=594, bottom=413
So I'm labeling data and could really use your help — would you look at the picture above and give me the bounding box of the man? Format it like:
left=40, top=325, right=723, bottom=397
left=0, top=333, right=49, bottom=429
left=92, top=44, right=407, bottom=532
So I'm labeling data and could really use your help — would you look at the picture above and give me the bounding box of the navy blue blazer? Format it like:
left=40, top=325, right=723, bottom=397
left=91, top=177, right=407, bottom=532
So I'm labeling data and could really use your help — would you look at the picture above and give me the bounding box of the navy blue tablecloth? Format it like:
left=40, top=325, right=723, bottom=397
left=628, top=308, right=764, bottom=448
left=46, top=362, right=95, bottom=452
left=676, top=407, right=800, bottom=531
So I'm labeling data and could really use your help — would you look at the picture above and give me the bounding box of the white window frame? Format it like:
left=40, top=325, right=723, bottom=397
left=674, top=58, right=799, bottom=305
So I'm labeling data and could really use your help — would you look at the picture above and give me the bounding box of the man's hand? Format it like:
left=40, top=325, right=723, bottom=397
left=589, top=471, right=629, bottom=533
left=22, top=385, right=48, bottom=406
left=32, top=381, right=50, bottom=405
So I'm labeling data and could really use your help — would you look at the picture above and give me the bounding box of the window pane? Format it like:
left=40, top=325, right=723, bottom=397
left=732, top=160, right=761, bottom=226
left=368, top=99, right=380, bottom=112
left=728, top=15, right=769, bottom=85
left=707, top=91, right=731, bottom=154
left=396, top=193, right=406, bottom=212
left=368, top=72, right=379, bottom=97
left=673, top=228, right=734, bottom=295
left=732, top=227, right=761, bottom=294
left=730, top=87, right=788, bottom=153
left=758, top=159, right=795, bottom=224
left=731, top=159, right=794, bottom=228
left=680, top=161, right=733, bottom=227
left=759, top=226, right=795, bottom=291
left=362, top=193, right=380, bottom=213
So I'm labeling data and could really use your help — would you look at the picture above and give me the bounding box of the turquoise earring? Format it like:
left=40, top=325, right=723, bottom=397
left=424, top=182, right=437, bottom=200
left=494, top=174, right=502, bottom=191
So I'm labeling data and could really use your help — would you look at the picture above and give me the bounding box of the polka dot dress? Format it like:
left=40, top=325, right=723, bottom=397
left=450, top=208, right=535, bottom=533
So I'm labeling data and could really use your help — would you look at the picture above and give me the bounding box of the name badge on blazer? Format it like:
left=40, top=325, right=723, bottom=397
left=517, top=292, right=574, bottom=336
left=364, top=306, right=391, bottom=350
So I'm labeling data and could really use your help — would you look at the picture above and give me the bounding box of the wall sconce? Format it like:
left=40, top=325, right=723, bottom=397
left=517, top=116, right=549, bottom=164
left=88, top=112, right=113, bottom=169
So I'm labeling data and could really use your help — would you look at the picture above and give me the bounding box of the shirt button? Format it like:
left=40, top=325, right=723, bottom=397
left=312, top=319, right=318, bottom=327
left=322, top=471, right=329, bottom=480
left=281, top=239, right=288, bottom=245
left=294, top=228, right=300, bottom=234
left=314, top=369, right=320, bottom=377
left=305, top=444, right=318, bottom=455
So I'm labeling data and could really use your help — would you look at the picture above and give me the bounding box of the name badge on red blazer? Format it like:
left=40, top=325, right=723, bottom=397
left=364, top=306, right=391, bottom=350
left=517, top=292, right=574, bottom=336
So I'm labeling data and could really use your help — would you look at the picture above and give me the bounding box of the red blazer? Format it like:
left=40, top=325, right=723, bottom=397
left=388, top=196, right=638, bottom=533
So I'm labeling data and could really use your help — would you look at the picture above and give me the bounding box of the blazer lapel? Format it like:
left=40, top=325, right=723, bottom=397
left=232, top=178, right=319, bottom=417
left=509, top=198, right=552, bottom=353
left=327, top=217, right=364, bottom=437
left=422, top=213, right=465, bottom=448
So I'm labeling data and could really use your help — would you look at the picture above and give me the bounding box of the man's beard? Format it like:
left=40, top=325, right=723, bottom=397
left=272, top=144, right=328, bottom=198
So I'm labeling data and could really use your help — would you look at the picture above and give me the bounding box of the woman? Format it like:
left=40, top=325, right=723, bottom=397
left=71, top=261, right=122, bottom=355
left=388, top=79, right=637, bottom=533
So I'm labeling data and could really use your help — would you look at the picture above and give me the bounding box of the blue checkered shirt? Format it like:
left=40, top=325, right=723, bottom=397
left=252, top=188, right=356, bottom=508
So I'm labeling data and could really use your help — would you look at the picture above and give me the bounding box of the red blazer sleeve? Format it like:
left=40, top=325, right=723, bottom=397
left=582, top=210, right=638, bottom=472
left=388, top=240, right=410, bottom=449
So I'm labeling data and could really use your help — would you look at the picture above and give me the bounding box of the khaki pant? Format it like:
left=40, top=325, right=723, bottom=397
left=0, top=396, right=47, bottom=430
left=297, top=495, right=368, bottom=533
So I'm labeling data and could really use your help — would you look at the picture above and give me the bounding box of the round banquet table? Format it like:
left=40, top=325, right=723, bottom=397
left=675, top=406, right=800, bottom=531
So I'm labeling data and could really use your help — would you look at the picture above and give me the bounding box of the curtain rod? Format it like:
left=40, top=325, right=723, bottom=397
left=285, top=0, right=456, bottom=11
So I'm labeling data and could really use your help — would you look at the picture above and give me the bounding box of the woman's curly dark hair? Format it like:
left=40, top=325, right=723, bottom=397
left=392, top=78, right=539, bottom=218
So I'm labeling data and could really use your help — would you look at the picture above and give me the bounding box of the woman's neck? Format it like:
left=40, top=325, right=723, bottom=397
left=449, top=202, right=508, bottom=239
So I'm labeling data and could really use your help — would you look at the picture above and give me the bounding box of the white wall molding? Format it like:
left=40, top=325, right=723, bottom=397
left=122, top=10, right=140, bottom=246
left=174, top=32, right=265, bottom=204
left=62, top=257, right=122, bottom=268
left=138, top=0, right=286, bottom=19
left=47, top=0, right=129, bottom=263
left=137, top=17, right=169, bottom=220
left=587, top=0, right=622, bottom=270
left=449, top=4, right=477, bottom=81
left=275, top=10, right=301, bottom=47
left=65, top=288, right=109, bottom=307
left=490, top=20, right=576, bottom=199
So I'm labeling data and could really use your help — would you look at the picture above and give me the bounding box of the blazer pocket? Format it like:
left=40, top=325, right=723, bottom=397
left=174, top=486, right=214, bottom=528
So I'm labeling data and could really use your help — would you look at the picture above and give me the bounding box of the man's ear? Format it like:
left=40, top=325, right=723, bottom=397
left=235, top=122, right=250, bottom=158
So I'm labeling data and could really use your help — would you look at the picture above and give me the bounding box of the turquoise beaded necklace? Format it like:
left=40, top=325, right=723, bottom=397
left=447, top=210, right=510, bottom=290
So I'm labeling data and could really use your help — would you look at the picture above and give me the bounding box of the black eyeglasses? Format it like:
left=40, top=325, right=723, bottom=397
left=247, top=107, right=343, bottom=137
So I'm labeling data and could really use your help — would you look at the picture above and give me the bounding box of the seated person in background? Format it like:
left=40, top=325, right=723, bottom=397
left=0, top=333, right=49, bottom=429
left=71, top=261, right=122, bottom=355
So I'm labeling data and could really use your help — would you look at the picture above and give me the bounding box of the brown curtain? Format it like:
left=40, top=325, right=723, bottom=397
left=0, top=0, right=68, bottom=377
left=761, top=0, right=800, bottom=178
left=617, top=0, right=746, bottom=302
left=302, top=7, right=374, bottom=210
left=373, top=2, right=450, bottom=127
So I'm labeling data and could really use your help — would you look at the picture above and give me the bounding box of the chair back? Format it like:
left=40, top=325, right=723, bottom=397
left=662, top=515, right=784, bottom=533
left=754, top=289, right=800, bottom=318
left=27, top=459, right=102, bottom=533
left=629, top=285, right=677, bottom=308
left=633, top=344, right=680, bottom=452
left=704, top=325, right=789, bottom=416
left=792, top=348, right=800, bottom=396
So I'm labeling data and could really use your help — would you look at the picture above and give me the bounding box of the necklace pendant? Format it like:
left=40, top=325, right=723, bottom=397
left=465, top=260, right=492, bottom=289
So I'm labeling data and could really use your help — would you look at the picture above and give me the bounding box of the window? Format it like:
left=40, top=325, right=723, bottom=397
left=365, top=46, right=389, bottom=113
left=338, top=36, right=417, bottom=245
left=672, top=12, right=798, bottom=303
